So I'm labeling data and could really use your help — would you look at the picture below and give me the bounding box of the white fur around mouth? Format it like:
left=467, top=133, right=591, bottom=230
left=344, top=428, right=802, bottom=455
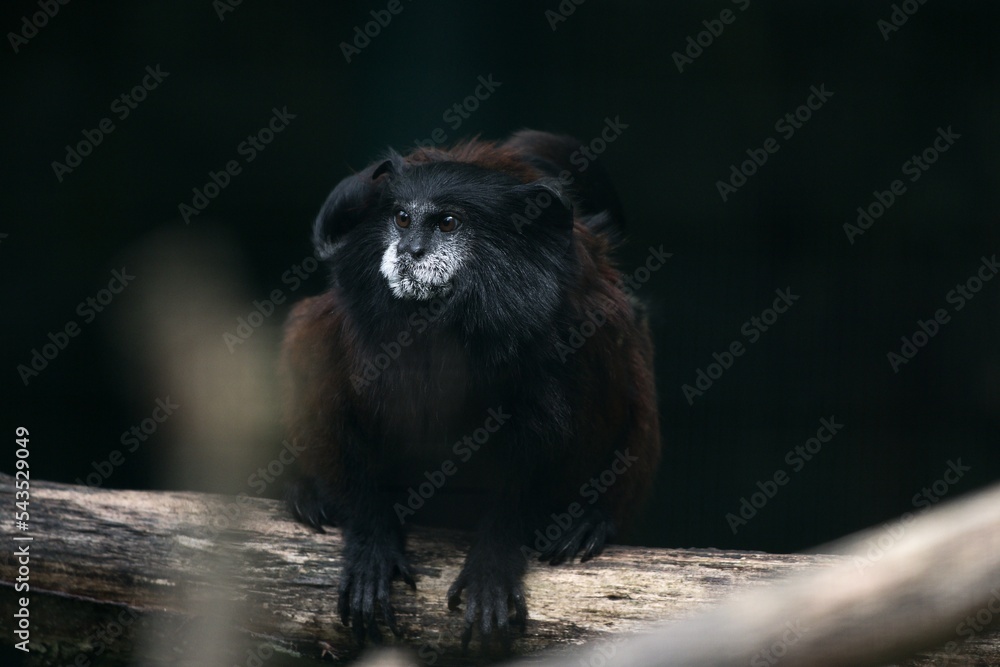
left=380, top=243, right=459, bottom=300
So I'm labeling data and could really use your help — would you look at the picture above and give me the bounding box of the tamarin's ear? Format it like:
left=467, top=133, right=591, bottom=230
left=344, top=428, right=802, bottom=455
left=511, top=178, right=574, bottom=235
left=371, top=153, right=401, bottom=180
left=312, top=150, right=404, bottom=260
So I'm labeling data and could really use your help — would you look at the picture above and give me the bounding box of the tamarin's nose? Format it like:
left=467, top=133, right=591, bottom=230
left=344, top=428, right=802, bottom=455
left=398, top=238, right=427, bottom=259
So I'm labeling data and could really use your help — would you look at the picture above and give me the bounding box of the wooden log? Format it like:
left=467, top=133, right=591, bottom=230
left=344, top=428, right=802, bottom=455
left=1, top=473, right=998, bottom=666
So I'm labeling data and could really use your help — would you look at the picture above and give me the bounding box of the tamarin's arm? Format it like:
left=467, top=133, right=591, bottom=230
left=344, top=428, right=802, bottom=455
left=447, top=476, right=531, bottom=650
left=334, top=429, right=415, bottom=645
left=445, top=381, right=571, bottom=648
left=279, top=293, right=415, bottom=644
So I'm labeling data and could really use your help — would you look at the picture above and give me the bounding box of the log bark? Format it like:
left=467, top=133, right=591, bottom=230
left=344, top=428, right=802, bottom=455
left=1, top=473, right=998, bottom=666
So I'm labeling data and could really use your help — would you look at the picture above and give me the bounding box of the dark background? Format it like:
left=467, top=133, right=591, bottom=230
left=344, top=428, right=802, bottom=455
left=3, top=0, right=998, bottom=557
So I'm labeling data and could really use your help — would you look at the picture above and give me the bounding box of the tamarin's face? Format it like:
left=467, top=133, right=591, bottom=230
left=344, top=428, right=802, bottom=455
left=379, top=190, right=470, bottom=301
left=314, top=155, right=576, bottom=341
left=376, top=162, right=510, bottom=301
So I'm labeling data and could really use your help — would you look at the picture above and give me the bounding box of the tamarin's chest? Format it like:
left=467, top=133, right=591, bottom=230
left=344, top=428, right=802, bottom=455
left=359, top=335, right=507, bottom=447
left=359, top=336, right=511, bottom=518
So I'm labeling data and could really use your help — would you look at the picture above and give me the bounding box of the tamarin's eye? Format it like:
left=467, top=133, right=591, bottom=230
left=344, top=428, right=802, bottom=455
left=395, top=210, right=411, bottom=228
left=438, top=215, right=460, bottom=233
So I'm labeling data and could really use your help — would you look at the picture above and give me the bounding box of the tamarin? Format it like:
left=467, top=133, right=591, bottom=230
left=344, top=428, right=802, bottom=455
left=279, top=129, right=661, bottom=647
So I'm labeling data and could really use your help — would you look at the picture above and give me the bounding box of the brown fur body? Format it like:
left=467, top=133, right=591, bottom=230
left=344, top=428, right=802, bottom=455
left=279, top=131, right=660, bottom=646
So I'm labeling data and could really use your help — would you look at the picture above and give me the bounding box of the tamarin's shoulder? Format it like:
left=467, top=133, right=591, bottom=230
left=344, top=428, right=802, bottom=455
left=279, top=291, right=352, bottom=373
left=283, top=291, right=338, bottom=336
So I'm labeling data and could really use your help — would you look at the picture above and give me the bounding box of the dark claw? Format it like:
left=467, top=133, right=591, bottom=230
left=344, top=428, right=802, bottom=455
left=462, top=590, right=480, bottom=649
left=447, top=576, right=465, bottom=611
left=448, top=564, right=527, bottom=650
left=511, top=589, right=528, bottom=629
left=337, top=540, right=415, bottom=645
left=580, top=522, right=609, bottom=562
left=539, top=509, right=615, bottom=565
left=383, top=599, right=400, bottom=637
left=292, top=501, right=326, bottom=533
left=550, top=520, right=590, bottom=565
left=398, top=562, right=417, bottom=590
left=337, top=579, right=350, bottom=626
left=486, top=591, right=510, bottom=650
left=286, top=477, right=336, bottom=532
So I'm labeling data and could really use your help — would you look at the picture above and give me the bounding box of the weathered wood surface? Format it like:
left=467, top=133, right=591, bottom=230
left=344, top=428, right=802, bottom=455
left=1, top=473, right=998, bottom=666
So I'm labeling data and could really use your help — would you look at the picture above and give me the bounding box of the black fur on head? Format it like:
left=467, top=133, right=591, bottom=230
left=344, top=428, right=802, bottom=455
left=311, top=150, right=404, bottom=261
left=312, top=153, right=578, bottom=362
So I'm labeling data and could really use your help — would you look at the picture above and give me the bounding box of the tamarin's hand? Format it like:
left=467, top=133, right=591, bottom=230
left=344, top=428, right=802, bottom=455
left=337, top=524, right=416, bottom=644
left=447, top=543, right=528, bottom=650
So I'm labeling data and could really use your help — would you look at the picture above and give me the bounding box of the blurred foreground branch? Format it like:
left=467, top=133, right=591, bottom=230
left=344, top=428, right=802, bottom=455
left=1, top=474, right=999, bottom=666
